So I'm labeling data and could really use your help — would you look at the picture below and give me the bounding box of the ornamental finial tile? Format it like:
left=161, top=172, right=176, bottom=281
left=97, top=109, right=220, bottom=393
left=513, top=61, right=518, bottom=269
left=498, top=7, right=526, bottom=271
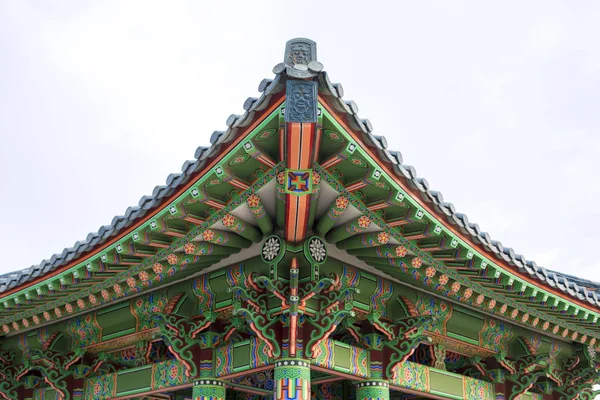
left=276, top=38, right=321, bottom=79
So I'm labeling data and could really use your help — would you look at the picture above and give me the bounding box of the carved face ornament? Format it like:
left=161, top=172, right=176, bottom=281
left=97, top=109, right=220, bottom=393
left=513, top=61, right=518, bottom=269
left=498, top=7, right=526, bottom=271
left=289, top=43, right=311, bottom=65
left=289, top=83, right=314, bottom=118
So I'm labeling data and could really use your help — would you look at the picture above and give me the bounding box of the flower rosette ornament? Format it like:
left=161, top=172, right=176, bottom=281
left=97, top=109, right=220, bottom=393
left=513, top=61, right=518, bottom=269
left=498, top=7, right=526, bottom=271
left=152, top=263, right=164, bottom=274
left=396, top=246, right=408, bottom=257
left=262, top=236, right=282, bottom=263
left=247, top=194, right=261, bottom=208
left=183, top=242, right=196, bottom=255
left=335, top=196, right=349, bottom=210
left=93, top=382, right=102, bottom=396
left=412, top=257, right=423, bottom=269
left=542, top=321, right=550, bottom=331
left=166, top=253, right=178, bottom=266
left=357, top=215, right=371, bottom=230
left=425, top=267, right=436, bottom=278
left=112, top=284, right=122, bottom=296
left=463, top=288, right=473, bottom=300
left=222, top=214, right=236, bottom=229
left=139, top=270, right=150, bottom=282
left=277, top=171, right=286, bottom=185
left=450, top=281, right=461, bottom=294
left=202, top=229, right=215, bottom=242
left=475, top=294, right=485, bottom=305
left=307, top=237, right=327, bottom=264
left=135, top=298, right=143, bottom=309
left=493, top=334, right=502, bottom=345
left=247, top=194, right=266, bottom=219
left=438, top=274, right=449, bottom=286
left=377, top=232, right=390, bottom=245
left=276, top=172, right=286, bottom=198
left=168, top=364, right=180, bottom=380
left=328, top=196, right=349, bottom=220
left=312, top=172, right=321, bottom=186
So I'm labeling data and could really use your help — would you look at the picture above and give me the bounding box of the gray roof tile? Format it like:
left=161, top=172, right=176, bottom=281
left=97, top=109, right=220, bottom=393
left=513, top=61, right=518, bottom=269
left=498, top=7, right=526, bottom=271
left=0, top=70, right=285, bottom=294
left=1, top=38, right=597, bottom=312
left=311, top=52, right=600, bottom=308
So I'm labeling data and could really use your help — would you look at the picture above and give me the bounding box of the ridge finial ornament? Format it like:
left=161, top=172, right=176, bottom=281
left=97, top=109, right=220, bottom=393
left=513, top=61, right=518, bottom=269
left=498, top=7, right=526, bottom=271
left=274, top=38, right=322, bottom=79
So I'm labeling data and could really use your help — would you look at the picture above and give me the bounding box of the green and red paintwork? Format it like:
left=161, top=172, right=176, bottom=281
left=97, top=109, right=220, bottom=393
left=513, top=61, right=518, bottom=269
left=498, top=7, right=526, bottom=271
left=0, top=39, right=598, bottom=400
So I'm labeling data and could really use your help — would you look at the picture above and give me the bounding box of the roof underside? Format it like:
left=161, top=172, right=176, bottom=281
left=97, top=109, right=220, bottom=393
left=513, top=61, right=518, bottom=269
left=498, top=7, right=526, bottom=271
left=1, top=38, right=599, bottom=340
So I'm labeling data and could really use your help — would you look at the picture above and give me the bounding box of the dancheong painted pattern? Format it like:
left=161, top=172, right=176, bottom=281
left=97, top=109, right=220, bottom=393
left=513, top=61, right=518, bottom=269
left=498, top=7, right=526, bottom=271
left=0, top=38, right=598, bottom=400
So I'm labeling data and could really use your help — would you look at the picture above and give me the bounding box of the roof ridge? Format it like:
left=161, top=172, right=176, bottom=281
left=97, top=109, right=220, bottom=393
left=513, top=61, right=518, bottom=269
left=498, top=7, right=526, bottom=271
left=2, top=38, right=598, bottom=312
left=0, top=73, right=285, bottom=292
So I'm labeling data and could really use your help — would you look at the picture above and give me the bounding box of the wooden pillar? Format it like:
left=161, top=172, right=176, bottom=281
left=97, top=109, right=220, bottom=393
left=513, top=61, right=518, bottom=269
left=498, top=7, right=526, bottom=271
left=274, top=359, right=310, bottom=400
left=192, top=348, right=226, bottom=400
left=192, top=379, right=226, bottom=400
left=494, top=382, right=507, bottom=400
left=70, top=378, right=85, bottom=400
left=355, top=380, right=390, bottom=400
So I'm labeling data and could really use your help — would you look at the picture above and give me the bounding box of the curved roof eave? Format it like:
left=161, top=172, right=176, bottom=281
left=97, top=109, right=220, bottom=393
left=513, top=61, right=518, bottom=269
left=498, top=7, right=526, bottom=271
left=314, top=69, right=600, bottom=308
left=0, top=74, right=286, bottom=295
left=1, top=39, right=598, bottom=312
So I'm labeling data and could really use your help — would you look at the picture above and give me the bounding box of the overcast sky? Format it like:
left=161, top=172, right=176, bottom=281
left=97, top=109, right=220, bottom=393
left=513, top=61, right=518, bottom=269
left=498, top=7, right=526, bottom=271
left=1, top=1, right=599, bottom=286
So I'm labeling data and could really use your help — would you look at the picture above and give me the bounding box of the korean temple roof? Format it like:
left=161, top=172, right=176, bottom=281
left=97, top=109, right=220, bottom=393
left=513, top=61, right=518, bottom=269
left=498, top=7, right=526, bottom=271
left=1, top=38, right=599, bottom=312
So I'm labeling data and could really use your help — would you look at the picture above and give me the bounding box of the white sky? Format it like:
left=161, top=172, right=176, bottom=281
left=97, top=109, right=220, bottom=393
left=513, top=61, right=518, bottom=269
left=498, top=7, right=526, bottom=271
left=1, top=0, right=599, bottom=288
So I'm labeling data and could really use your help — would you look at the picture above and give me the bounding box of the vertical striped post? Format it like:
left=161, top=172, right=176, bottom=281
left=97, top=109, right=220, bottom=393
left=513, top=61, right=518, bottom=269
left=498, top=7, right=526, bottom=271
left=192, top=379, right=226, bottom=400
left=355, top=380, right=390, bottom=400
left=274, top=359, right=311, bottom=400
